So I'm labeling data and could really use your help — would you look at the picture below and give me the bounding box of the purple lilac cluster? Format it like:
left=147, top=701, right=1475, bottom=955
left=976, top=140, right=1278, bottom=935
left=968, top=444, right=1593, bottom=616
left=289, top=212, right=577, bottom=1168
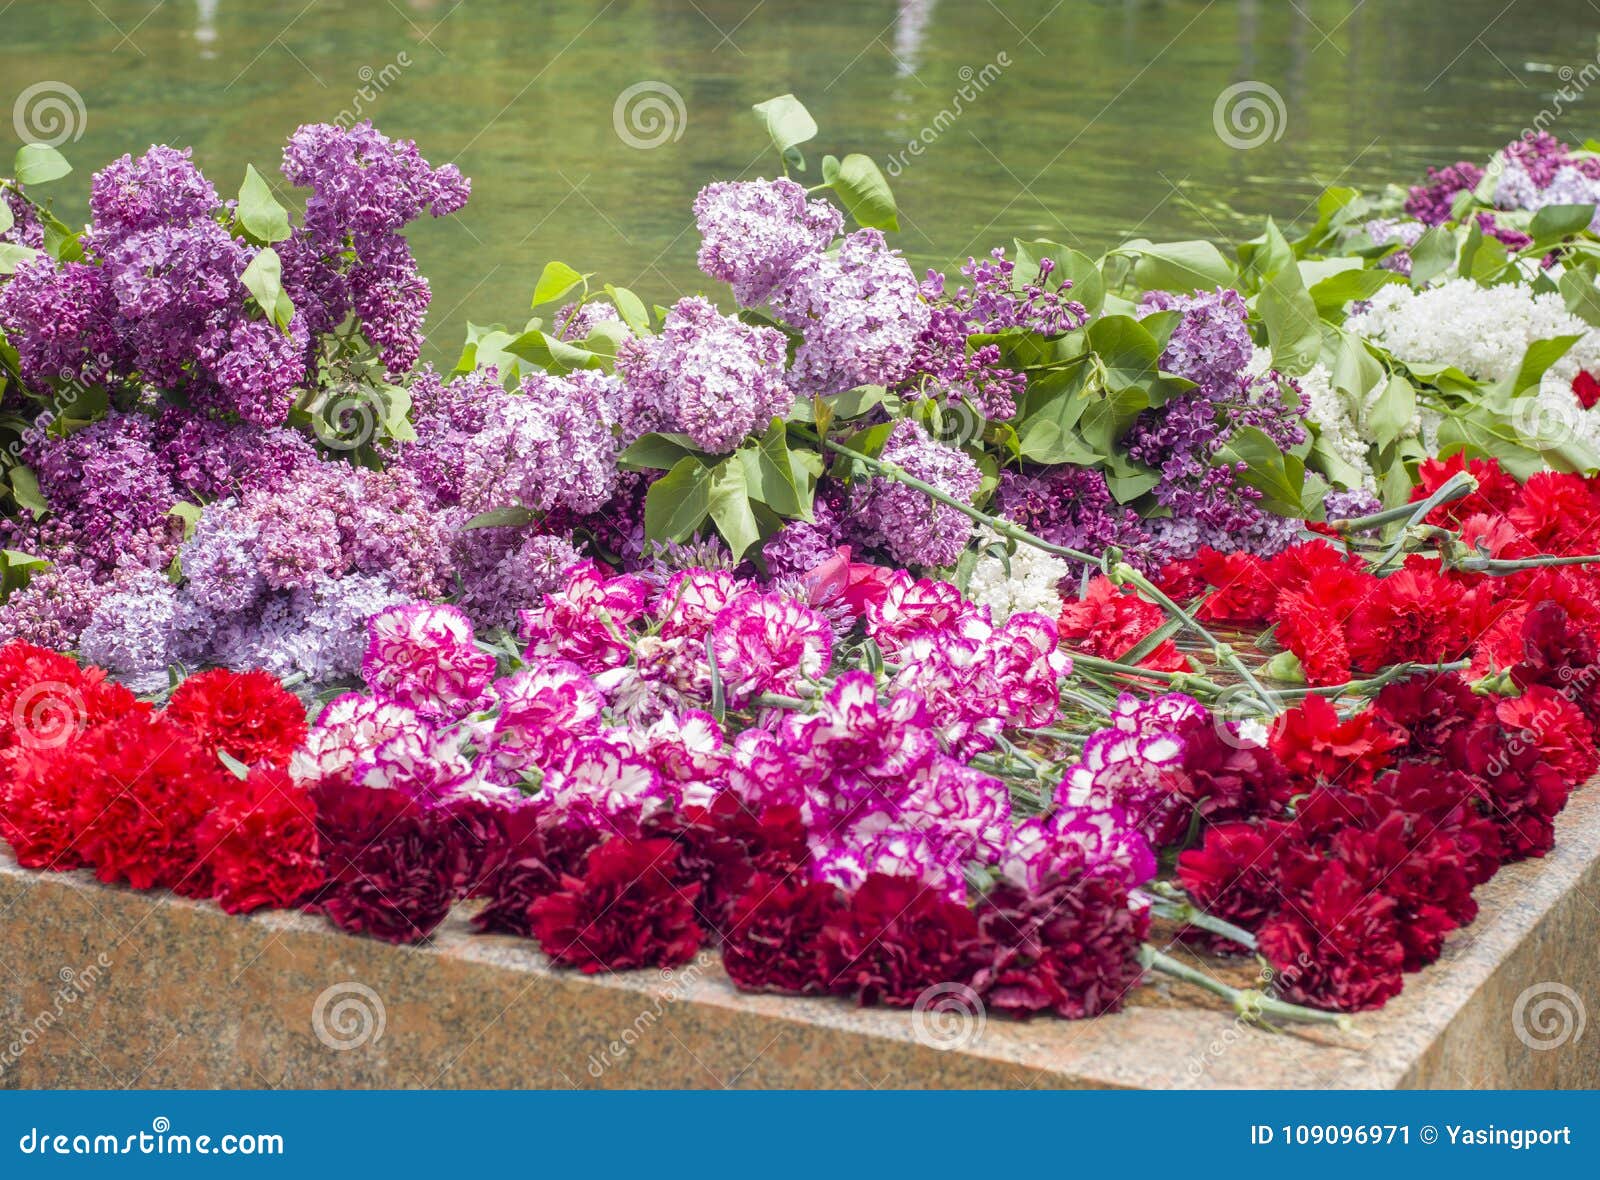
left=993, top=466, right=1154, bottom=570
left=853, top=419, right=983, bottom=569
left=1, top=182, right=43, bottom=248
left=615, top=296, right=790, bottom=453
left=277, top=122, right=470, bottom=373
left=1494, top=131, right=1600, bottom=228
left=769, top=229, right=930, bottom=395
left=693, top=178, right=843, bottom=306
left=903, top=248, right=1088, bottom=419
left=1124, top=288, right=1306, bottom=558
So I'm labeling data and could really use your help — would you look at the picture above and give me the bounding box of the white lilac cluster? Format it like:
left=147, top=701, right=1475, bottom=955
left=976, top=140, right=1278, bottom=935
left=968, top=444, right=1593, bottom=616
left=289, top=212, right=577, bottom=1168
left=1294, top=361, right=1397, bottom=493
left=615, top=296, right=792, bottom=454
left=1346, top=278, right=1586, bottom=383
left=963, top=528, right=1070, bottom=621
left=1531, top=332, right=1600, bottom=456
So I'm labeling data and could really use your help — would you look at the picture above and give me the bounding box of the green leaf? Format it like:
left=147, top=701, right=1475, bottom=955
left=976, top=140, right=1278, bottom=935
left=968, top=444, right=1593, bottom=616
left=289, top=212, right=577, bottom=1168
left=742, top=418, right=809, bottom=518
left=752, top=94, right=818, bottom=159
left=1559, top=266, right=1600, bottom=326
left=464, top=506, right=538, bottom=530
left=1103, top=464, right=1161, bottom=502
left=13, top=144, right=70, bottom=186
left=1528, top=203, right=1596, bottom=244
left=168, top=501, right=204, bottom=541
left=1309, top=267, right=1403, bottom=318
left=821, top=153, right=897, bottom=232
left=531, top=261, right=586, bottom=308
left=240, top=247, right=296, bottom=332
left=503, top=329, right=606, bottom=375
left=217, top=749, right=252, bottom=781
left=1511, top=334, right=1581, bottom=395
left=604, top=284, right=651, bottom=335
left=1121, top=239, right=1235, bottom=292
left=236, top=164, right=292, bottom=244
left=1216, top=425, right=1312, bottom=517
left=0, top=242, right=42, bottom=275
left=618, top=432, right=714, bottom=471
left=1366, top=374, right=1417, bottom=450
left=1255, top=221, right=1320, bottom=375
left=0, top=549, right=49, bottom=596
left=644, top=456, right=715, bottom=541
left=8, top=465, right=47, bottom=517
left=1407, top=226, right=1457, bottom=287
left=1086, top=315, right=1164, bottom=391
left=707, top=458, right=761, bottom=560
left=0, top=199, right=12, bottom=236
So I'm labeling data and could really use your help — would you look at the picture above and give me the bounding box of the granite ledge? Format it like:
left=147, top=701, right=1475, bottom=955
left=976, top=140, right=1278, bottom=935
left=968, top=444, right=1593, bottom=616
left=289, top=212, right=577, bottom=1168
left=2, top=784, right=1598, bottom=1089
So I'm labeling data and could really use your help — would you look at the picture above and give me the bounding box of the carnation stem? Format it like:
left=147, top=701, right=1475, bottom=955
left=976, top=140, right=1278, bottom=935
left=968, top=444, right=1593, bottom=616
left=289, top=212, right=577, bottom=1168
left=823, top=439, right=1277, bottom=710
left=1329, top=471, right=1475, bottom=535
left=1447, top=551, right=1600, bottom=574
left=1139, top=883, right=1259, bottom=950
left=1273, top=658, right=1471, bottom=699
left=1138, top=945, right=1352, bottom=1029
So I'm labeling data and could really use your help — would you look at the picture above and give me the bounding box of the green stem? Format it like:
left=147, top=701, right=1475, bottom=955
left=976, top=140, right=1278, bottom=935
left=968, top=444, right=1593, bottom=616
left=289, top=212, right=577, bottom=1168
left=1328, top=471, right=1475, bottom=535
left=1449, top=551, right=1600, bottom=574
left=1141, top=883, right=1258, bottom=950
left=1139, top=945, right=1351, bottom=1029
left=1274, top=659, right=1470, bottom=699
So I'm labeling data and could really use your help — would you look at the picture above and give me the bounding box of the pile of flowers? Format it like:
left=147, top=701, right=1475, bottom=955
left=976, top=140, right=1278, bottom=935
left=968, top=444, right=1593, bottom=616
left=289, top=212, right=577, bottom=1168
left=5, top=108, right=1600, bottom=1030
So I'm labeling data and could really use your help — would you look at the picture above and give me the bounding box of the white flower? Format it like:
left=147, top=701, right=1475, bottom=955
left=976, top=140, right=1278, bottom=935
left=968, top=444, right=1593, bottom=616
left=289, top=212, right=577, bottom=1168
left=1347, top=278, right=1586, bottom=383
left=1296, top=362, right=1386, bottom=492
left=964, top=528, right=1069, bottom=622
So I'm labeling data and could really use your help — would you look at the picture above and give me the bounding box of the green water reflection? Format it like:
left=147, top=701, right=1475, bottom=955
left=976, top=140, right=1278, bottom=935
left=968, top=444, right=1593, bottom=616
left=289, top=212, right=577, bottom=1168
left=3, top=0, right=1598, bottom=359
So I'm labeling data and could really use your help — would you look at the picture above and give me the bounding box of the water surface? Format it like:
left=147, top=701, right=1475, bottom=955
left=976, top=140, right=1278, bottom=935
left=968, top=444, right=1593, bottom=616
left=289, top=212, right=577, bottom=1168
left=4, top=0, right=1599, bottom=358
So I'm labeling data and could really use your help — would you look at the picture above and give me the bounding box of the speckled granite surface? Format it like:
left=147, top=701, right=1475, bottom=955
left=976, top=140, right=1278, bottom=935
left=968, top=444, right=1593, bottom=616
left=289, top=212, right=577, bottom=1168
left=2, top=783, right=1597, bottom=1090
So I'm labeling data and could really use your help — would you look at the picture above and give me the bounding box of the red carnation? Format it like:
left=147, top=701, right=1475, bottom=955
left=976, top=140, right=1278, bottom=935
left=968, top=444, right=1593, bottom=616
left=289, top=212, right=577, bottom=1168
left=473, top=804, right=607, bottom=937
left=1573, top=370, right=1600, bottom=409
left=0, top=741, right=94, bottom=870
left=816, top=873, right=982, bottom=1006
left=528, top=835, right=704, bottom=972
left=1345, top=564, right=1470, bottom=674
left=0, top=642, right=141, bottom=752
left=165, top=668, right=309, bottom=770
left=312, top=780, right=464, bottom=944
left=1495, top=684, right=1598, bottom=784
left=721, top=873, right=844, bottom=994
left=972, top=872, right=1148, bottom=1019
left=1193, top=549, right=1275, bottom=626
left=1455, top=712, right=1570, bottom=861
left=1058, top=577, right=1185, bottom=673
left=71, top=712, right=230, bottom=896
left=1269, top=695, right=1400, bottom=793
left=1508, top=472, right=1600, bottom=553
left=1513, top=601, right=1600, bottom=724
left=1272, top=591, right=1352, bottom=687
left=1256, top=860, right=1405, bottom=1012
left=195, top=767, right=322, bottom=914
left=1410, top=455, right=1519, bottom=527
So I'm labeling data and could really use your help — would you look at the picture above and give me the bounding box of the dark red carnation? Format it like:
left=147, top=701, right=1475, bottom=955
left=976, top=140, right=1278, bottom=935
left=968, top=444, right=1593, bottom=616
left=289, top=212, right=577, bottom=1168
left=472, top=803, right=607, bottom=936
left=1513, top=601, right=1600, bottom=724
left=72, top=711, right=230, bottom=895
left=195, top=767, right=322, bottom=914
left=659, top=794, right=810, bottom=933
left=1176, top=820, right=1295, bottom=944
left=433, top=793, right=516, bottom=899
left=972, top=871, right=1148, bottom=1018
left=1372, top=671, right=1484, bottom=765
left=816, top=873, right=982, bottom=1006
left=721, top=872, right=844, bottom=994
left=528, top=835, right=704, bottom=972
left=1573, top=370, right=1600, bottom=410
left=311, top=779, right=463, bottom=944
left=1166, top=721, right=1294, bottom=827
left=1256, top=860, right=1405, bottom=1012
left=1455, top=710, right=1571, bottom=861
left=165, top=668, right=308, bottom=770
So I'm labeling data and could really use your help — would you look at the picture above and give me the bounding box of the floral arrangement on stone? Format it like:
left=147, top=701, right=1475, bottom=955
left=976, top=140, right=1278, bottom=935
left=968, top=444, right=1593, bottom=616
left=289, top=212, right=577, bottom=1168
left=3, top=101, right=1600, bottom=1027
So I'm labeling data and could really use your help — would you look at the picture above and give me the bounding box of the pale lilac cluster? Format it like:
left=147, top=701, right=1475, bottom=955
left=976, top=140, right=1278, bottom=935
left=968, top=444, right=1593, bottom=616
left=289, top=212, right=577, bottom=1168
left=1493, top=131, right=1600, bottom=231
left=769, top=229, right=930, bottom=395
left=278, top=121, right=471, bottom=372
left=853, top=419, right=982, bottom=568
left=693, top=178, right=843, bottom=305
left=904, top=248, right=1088, bottom=419
left=615, top=296, right=790, bottom=454
left=1127, top=288, right=1306, bottom=558
left=458, top=370, right=628, bottom=517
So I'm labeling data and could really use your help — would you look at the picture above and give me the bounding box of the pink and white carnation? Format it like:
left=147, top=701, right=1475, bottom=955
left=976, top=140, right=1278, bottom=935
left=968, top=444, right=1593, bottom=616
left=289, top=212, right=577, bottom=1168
left=290, top=692, right=426, bottom=786
left=519, top=561, right=651, bottom=674
left=709, top=592, right=832, bottom=705
left=362, top=603, right=497, bottom=719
